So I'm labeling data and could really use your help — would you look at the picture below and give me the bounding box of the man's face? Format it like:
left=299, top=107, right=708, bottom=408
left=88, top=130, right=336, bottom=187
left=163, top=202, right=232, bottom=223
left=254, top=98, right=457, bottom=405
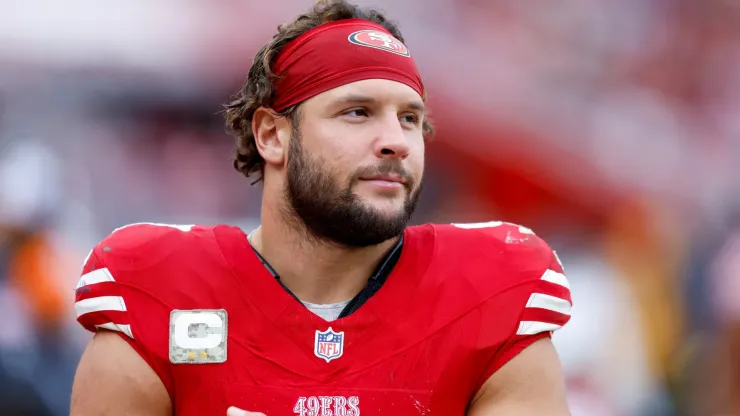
left=284, top=79, right=426, bottom=247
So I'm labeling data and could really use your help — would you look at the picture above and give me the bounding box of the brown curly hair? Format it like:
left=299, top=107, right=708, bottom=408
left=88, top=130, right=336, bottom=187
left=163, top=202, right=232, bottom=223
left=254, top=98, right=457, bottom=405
left=223, top=0, right=433, bottom=184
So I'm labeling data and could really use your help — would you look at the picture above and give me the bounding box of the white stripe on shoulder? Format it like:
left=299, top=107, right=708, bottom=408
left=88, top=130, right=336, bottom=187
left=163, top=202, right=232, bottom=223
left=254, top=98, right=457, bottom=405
left=76, top=267, right=115, bottom=289
left=540, top=269, right=569, bottom=289
left=525, top=293, right=572, bottom=315
left=81, top=247, right=94, bottom=271
left=95, top=322, right=134, bottom=339
left=74, top=296, right=127, bottom=318
left=516, top=321, right=562, bottom=336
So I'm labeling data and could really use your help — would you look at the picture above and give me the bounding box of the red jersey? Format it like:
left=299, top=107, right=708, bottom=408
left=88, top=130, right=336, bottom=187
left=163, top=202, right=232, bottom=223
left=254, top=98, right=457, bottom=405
left=74, top=221, right=572, bottom=415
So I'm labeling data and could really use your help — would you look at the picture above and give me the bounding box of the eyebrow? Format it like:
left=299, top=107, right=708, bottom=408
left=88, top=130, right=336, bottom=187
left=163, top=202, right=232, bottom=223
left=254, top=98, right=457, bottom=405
left=334, top=94, right=426, bottom=113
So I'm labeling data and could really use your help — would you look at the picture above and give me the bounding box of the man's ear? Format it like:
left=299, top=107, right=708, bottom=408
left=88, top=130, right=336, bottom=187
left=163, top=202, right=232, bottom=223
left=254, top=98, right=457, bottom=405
left=252, top=107, right=288, bottom=167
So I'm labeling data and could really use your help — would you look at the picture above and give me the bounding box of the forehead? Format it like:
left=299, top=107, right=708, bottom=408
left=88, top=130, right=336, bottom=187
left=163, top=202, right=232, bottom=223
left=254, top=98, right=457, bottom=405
left=306, top=79, right=424, bottom=109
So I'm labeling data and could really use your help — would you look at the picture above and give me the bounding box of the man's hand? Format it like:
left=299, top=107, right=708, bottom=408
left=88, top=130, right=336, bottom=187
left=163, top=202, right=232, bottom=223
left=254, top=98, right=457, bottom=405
left=227, top=407, right=266, bottom=416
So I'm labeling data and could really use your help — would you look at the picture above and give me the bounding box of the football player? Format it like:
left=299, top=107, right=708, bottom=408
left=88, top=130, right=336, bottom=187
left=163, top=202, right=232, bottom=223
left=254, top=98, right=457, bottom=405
left=71, top=1, right=573, bottom=415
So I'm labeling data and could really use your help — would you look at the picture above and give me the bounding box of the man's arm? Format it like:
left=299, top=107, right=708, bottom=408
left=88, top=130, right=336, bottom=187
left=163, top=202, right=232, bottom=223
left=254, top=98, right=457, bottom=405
left=71, top=331, right=172, bottom=416
left=467, top=337, right=569, bottom=416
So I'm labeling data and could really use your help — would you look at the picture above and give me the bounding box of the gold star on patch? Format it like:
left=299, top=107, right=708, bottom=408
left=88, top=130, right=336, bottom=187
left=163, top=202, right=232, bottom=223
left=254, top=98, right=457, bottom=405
left=200, top=351, right=208, bottom=359
left=187, top=352, right=196, bottom=360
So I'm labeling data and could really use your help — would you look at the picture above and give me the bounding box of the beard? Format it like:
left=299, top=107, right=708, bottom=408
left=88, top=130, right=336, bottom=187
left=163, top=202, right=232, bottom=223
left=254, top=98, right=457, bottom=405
left=284, top=132, right=421, bottom=248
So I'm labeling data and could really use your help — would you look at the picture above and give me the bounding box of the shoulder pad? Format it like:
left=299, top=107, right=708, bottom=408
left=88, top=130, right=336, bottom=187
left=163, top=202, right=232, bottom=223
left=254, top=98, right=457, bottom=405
left=74, top=222, right=210, bottom=340
left=444, top=221, right=554, bottom=269
left=104, top=222, right=196, bottom=248
left=444, top=220, right=571, bottom=333
left=89, top=222, right=210, bottom=273
left=451, top=220, right=538, bottom=246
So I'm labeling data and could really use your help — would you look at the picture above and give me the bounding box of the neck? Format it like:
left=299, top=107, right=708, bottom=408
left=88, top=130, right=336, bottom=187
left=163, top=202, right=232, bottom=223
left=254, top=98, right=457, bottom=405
left=251, top=203, right=400, bottom=305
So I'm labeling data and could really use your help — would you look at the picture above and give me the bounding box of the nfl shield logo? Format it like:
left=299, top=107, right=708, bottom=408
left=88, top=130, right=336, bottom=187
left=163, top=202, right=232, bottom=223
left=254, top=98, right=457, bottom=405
left=314, top=327, right=345, bottom=363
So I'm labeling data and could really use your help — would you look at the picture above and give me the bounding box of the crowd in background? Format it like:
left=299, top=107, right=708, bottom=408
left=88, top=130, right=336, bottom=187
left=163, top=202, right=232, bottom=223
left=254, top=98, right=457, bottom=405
left=0, top=1, right=738, bottom=415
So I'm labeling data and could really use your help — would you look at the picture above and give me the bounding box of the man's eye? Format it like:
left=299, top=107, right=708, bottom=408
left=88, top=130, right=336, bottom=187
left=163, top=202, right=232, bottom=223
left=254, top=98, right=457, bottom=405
left=401, top=114, right=420, bottom=125
left=344, top=109, right=368, bottom=118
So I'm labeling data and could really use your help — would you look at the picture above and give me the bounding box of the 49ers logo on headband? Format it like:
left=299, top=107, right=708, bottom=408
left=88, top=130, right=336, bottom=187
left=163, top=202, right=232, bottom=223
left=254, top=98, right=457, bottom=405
left=348, top=30, right=411, bottom=57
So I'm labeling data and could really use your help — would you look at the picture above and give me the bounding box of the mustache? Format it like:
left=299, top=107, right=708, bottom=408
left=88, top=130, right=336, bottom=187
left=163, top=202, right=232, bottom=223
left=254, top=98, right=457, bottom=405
left=353, top=161, right=414, bottom=185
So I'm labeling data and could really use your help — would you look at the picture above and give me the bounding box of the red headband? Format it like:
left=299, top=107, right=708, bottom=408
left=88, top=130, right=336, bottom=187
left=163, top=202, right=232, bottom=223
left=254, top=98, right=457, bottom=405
left=270, top=19, right=424, bottom=112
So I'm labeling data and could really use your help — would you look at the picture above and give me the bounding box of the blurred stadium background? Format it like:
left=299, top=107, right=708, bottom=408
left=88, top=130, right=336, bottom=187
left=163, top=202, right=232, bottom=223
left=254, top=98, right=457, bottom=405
left=1, top=0, right=739, bottom=415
